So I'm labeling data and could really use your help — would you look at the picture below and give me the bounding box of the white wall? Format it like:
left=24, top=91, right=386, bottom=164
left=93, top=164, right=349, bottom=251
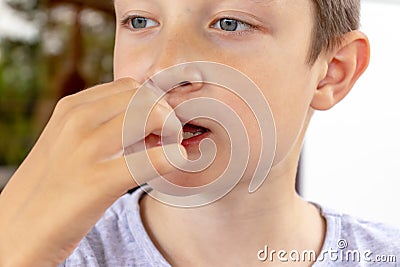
left=302, top=0, right=400, bottom=226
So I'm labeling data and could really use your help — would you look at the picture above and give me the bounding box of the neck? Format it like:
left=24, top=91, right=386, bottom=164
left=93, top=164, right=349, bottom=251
left=140, top=148, right=326, bottom=266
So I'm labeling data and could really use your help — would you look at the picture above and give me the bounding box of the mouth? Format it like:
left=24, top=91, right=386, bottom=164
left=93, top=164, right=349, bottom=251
left=181, top=123, right=210, bottom=147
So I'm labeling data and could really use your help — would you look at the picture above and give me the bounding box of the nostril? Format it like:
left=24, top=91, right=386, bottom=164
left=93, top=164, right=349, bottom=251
left=172, top=80, right=204, bottom=92
left=150, top=63, right=205, bottom=93
left=178, top=81, right=192, bottom=87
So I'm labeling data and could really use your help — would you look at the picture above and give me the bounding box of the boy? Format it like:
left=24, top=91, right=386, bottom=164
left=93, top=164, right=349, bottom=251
left=0, top=0, right=399, bottom=266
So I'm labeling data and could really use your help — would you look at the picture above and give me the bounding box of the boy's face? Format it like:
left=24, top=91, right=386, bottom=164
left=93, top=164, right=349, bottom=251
left=114, top=0, right=324, bottom=187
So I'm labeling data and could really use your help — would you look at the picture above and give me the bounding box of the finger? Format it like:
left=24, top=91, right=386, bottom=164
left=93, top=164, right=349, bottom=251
left=56, top=78, right=140, bottom=112
left=61, top=86, right=141, bottom=134
left=75, top=80, right=180, bottom=129
left=83, top=77, right=140, bottom=100
left=97, top=144, right=188, bottom=194
left=124, top=95, right=183, bottom=147
left=88, top=100, right=182, bottom=159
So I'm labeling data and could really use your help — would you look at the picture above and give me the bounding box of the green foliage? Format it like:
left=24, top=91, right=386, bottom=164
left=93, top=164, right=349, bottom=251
left=0, top=40, right=42, bottom=165
left=0, top=4, right=115, bottom=166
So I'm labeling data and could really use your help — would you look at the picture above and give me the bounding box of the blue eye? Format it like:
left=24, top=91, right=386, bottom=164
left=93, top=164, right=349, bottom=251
left=213, top=18, right=252, bottom=32
left=128, top=17, right=158, bottom=29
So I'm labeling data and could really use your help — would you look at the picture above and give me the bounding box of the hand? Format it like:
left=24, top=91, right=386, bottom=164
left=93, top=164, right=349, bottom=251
left=0, top=78, right=186, bottom=267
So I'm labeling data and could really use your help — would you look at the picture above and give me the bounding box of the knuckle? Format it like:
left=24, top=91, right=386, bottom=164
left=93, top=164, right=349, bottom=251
left=151, top=104, right=167, bottom=119
left=115, top=77, right=140, bottom=90
left=63, top=106, right=88, bottom=130
left=54, top=95, right=74, bottom=115
left=142, top=87, right=155, bottom=98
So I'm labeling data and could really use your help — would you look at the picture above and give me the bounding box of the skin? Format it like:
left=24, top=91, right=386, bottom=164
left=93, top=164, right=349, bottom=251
left=0, top=0, right=369, bottom=266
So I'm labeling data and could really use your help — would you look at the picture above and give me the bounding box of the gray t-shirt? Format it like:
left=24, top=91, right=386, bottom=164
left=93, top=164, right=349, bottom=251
left=60, top=188, right=400, bottom=267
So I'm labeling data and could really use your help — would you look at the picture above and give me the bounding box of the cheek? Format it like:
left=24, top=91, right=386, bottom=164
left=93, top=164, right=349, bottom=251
left=250, top=65, right=316, bottom=165
left=113, top=34, right=153, bottom=82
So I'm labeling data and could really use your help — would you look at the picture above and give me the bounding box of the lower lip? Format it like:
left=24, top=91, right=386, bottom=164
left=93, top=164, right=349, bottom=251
left=181, top=131, right=210, bottom=147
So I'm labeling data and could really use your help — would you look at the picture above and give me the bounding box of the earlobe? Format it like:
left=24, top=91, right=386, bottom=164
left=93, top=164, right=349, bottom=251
left=311, top=31, right=370, bottom=111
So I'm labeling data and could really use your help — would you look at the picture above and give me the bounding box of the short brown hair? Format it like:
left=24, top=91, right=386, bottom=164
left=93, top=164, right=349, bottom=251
left=308, top=0, right=361, bottom=63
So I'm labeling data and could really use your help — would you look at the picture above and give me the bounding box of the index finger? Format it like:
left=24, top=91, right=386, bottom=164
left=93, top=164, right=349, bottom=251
left=61, top=78, right=140, bottom=110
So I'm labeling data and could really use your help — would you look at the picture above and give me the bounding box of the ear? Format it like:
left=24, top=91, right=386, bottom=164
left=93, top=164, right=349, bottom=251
left=311, top=31, right=370, bottom=111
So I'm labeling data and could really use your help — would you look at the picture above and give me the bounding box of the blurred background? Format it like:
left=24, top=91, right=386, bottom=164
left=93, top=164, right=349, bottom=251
left=303, top=0, right=400, bottom=226
left=0, top=0, right=115, bottom=190
left=0, top=0, right=399, bottom=226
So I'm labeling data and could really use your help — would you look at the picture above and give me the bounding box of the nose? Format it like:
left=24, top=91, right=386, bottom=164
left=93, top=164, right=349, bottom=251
left=146, top=24, right=206, bottom=93
left=151, top=63, right=205, bottom=94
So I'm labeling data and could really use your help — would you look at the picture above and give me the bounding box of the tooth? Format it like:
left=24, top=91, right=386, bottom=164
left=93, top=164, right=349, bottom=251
left=182, top=131, right=204, bottom=140
left=183, top=132, right=195, bottom=140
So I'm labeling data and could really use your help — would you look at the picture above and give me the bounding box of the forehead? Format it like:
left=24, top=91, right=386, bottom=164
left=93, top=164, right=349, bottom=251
left=113, top=0, right=309, bottom=9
